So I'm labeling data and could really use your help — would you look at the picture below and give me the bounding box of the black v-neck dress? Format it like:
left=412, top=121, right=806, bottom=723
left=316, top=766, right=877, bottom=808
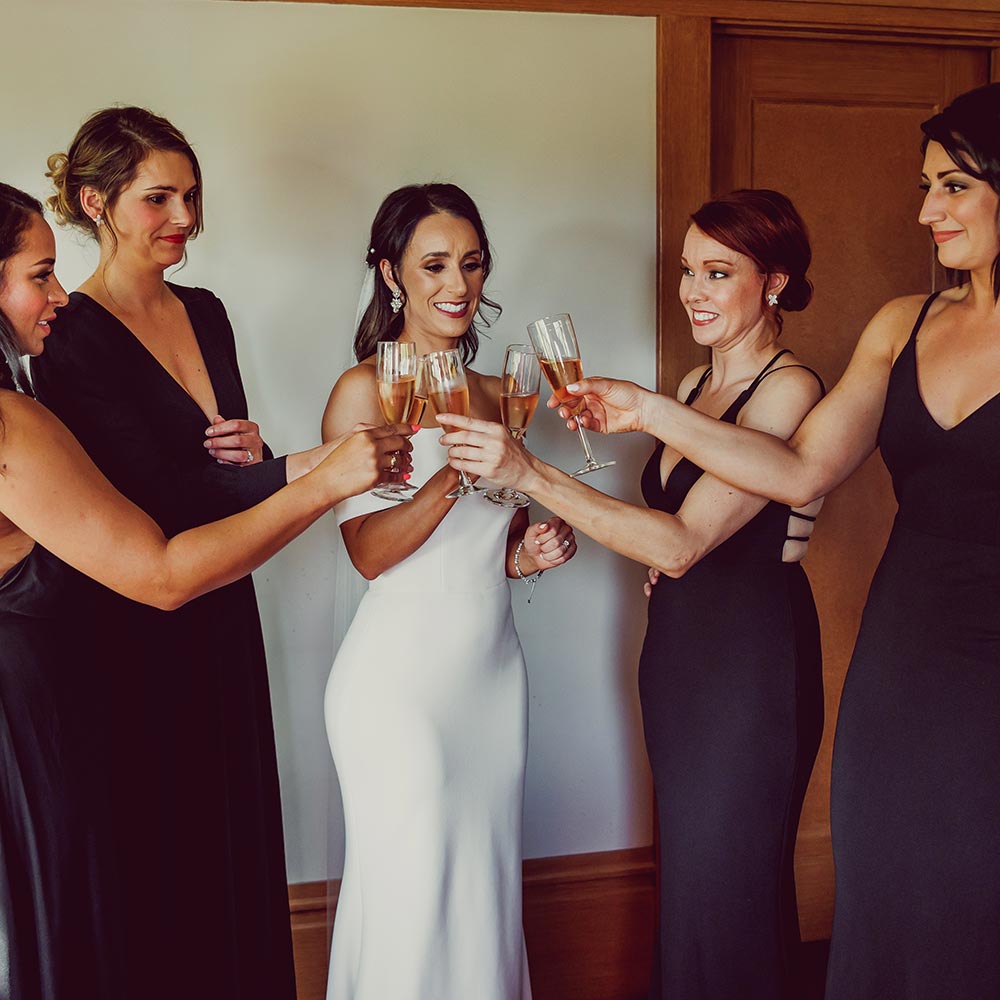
left=31, top=286, right=295, bottom=1000
left=638, top=353, right=824, bottom=999
left=825, top=293, right=1000, bottom=998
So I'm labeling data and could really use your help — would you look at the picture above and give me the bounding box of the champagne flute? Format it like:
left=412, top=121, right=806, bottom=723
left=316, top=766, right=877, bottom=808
left=425, top=348, right=482, bottom=499
left=485, top=345, right=539, bottom=509
left=527, top=312, right=615, bottom=477
left=406, top=355, right=430, bottom=426
left=372, top=340, right=416, bottom=501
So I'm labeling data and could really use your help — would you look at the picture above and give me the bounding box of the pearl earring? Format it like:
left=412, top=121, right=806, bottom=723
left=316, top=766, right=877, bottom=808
left=94, top=214, right=103, bottom=227
left=767, top=292, right=779, bottom=307
left=391, top=288, right=403, bottom=314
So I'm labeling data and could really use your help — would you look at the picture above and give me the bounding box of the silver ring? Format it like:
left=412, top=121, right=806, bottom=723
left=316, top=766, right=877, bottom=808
left=562, top=538, right=571, bottom=549
left=246, top=449, right=254, bottom=464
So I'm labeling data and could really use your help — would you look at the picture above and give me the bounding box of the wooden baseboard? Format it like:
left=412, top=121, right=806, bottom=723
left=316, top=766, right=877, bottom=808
left=288, top=846, right=656, bottom=1000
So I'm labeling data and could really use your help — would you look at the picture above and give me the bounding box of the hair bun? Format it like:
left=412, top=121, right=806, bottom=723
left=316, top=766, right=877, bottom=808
left=779, top=273, right=813, bottom=313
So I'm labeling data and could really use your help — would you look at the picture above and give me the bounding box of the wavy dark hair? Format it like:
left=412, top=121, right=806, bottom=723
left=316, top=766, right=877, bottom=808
left=690, top=188, right=813, bottom=336
left=354, top=183, right=501, bottom=363
left=0, top=183, right=43, bottom=397
left=921, top=83, right=1000, bottom=302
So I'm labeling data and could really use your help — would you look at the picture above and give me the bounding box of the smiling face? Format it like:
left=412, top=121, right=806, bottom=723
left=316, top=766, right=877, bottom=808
left=679, top=224, right=778, bottom=348
left=0, top=213, right=68, bottom=357
left=385, top=212, right=484, bottom=349
left=919, top=140, right=1000, bottom=273
left=98, top=149, right=199, bottom=271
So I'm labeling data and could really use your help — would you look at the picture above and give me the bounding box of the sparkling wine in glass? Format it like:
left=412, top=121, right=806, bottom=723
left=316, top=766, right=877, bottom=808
left=373, top=340, right=416, bottom=501
left=425, top=348, right=481, bottom=499
left=527, top=313, right=615, bottom=477
left=406, top=355, right=430, bottom=425
left=486, top=345, right=539, bottom=509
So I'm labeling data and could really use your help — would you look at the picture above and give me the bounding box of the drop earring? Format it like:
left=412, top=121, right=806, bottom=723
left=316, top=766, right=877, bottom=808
left=767, top=292, right=779, bottom=307
left=391, top=288, right=403, bottom=314
left=94, top=213, right=103, bottom=228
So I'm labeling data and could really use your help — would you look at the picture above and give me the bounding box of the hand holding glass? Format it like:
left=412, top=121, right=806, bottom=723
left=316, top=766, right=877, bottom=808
left=485, top=345, right=539, bottom=509
left=373, top=340, right=417, bottom=501
left=425, top=348, right=482, bottom=499
left=527, top=313, right=614, bottom=477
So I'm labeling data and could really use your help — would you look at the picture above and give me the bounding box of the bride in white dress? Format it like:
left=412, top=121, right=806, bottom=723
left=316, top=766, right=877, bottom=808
left=321, top=183, right=577, bottom=1000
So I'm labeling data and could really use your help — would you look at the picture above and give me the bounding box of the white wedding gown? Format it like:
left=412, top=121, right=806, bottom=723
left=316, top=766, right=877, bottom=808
left=325, top=429, right=532, bottom=1000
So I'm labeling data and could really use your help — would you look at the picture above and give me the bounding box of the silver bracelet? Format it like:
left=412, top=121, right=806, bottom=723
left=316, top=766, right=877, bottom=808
left=514, top=538, right=543, bottom=603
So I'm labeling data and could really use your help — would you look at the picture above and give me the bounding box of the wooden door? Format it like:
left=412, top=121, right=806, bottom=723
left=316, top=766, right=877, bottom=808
left=709, top=34, right=989, bottom=941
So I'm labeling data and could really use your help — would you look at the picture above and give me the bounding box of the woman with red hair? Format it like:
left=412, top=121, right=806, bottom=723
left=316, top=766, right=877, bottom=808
left=438, top=189, right=826, bottom=999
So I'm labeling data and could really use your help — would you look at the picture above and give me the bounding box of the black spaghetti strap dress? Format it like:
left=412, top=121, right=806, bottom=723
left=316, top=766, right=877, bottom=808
left=0, top=543, right=119, bottom=1000
left=826, top=293, right=1000, bottom=999
left=31, top=286, right=296, bottom=1000
left=639, top=351, right=825, bottom=1000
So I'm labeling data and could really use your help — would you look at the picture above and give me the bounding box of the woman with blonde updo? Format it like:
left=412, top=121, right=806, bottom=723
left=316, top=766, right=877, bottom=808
left=33, top=106, right=363, bottom=1000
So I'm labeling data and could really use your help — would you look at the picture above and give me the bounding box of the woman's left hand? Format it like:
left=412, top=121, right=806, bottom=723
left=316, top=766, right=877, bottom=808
left=204, top=415, right=266, bottom=466
left=523, top=517, right=577, bottom=571
left=436, top=413, right=533, bottom=489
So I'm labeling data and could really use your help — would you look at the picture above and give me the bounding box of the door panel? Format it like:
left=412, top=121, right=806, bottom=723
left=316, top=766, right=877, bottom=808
left=710, top=34, right=988, bottom=940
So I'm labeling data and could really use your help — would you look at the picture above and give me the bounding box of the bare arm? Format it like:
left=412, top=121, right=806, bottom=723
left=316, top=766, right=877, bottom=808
left=565, top=297, right=921, bottom=507
left=439, top=365, right=820, bottom=576
left=322, top=364, right=463, bottom=580
left=0, top=393, right=411, bottom=610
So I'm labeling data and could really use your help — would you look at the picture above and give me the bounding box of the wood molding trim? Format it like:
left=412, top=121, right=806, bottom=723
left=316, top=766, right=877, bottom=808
left=227, top=0, right=1000, bottom=35
left=656, top=15, right=712, bottom=395
left=288, top=846, right=656, bottom=1000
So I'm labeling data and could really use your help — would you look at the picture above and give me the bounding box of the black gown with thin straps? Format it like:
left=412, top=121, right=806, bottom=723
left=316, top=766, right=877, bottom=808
left=825, top=293, right=1000, bottom=999
left=639, top=351, right=824, bottom=1000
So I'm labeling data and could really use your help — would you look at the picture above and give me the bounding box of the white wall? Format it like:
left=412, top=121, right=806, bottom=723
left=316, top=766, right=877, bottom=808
left=4, top=0, right=656, bottom=882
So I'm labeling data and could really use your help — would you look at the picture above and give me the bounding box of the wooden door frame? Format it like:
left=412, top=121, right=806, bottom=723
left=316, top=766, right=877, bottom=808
left=230, top=0, right=1000, bottom=392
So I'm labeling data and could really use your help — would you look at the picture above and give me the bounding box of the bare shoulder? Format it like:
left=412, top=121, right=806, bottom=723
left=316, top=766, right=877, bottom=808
left=676, top=364, right=710, bottom=402
left=739, top=354, right=824, bottom=434
left=862, top=293, right=931, bottom=360
left=0, top=391, right=63, bottom=448
left=322, top=361, right=381, bottom=438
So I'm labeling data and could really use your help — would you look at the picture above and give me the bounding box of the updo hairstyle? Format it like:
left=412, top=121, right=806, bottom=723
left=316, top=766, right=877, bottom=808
left=921, top=83, right=1000, bottom=301
left=0, top=183, right=44, bottom=396
left=354, top=183, right=501, bottom=364
left=46, top=106, right=203, bottom=254
left=691, top=188, right=813, bottom=334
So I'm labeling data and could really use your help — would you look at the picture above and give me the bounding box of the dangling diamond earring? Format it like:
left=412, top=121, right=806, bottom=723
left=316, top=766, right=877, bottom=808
left=391, top=288, right=403, bottom=314
left=767, top=292, right=779, bottom=307
left=94, top=213, right=103, bottom=228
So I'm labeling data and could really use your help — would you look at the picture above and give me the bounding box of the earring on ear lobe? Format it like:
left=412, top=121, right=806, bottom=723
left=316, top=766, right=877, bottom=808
left=391, top=288, right=403, bottom=314
left=94, top=214, right=103, bottom=228
left=767, top=292, right=779, bottom=307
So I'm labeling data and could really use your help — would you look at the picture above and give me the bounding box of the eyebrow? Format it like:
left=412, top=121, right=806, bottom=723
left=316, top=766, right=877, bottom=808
left=141, top=184, right=198, bottom=193
left=680, top=256, right=736, bottom=267
left=920, top=168, right=965, bottom=181
left=31, top=257, right=56, bottom=267
left=420, top=249, right=482, bottom=261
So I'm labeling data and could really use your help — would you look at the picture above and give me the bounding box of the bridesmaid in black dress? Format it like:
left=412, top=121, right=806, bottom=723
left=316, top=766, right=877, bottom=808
left=30, top=107, right=391, bottom=1000
left=0, top=183, right=411, bottom=1000
left=555, top=83, right=1000, bottom=999
left=437, top=189, right=825, bottom=999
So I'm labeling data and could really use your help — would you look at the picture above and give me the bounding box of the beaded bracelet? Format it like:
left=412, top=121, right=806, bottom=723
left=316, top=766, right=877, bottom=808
left=513, top=538, right=543, bottom=603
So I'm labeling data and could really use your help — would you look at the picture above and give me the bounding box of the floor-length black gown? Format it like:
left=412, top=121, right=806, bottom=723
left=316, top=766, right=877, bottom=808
left=638, top=352, right=824, bottom=1000
left=0, top=541, right=118, bottom=1000
left=32, top=285, right=296, bottom=1000
left=826, top=292, right=1000, bottom=999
